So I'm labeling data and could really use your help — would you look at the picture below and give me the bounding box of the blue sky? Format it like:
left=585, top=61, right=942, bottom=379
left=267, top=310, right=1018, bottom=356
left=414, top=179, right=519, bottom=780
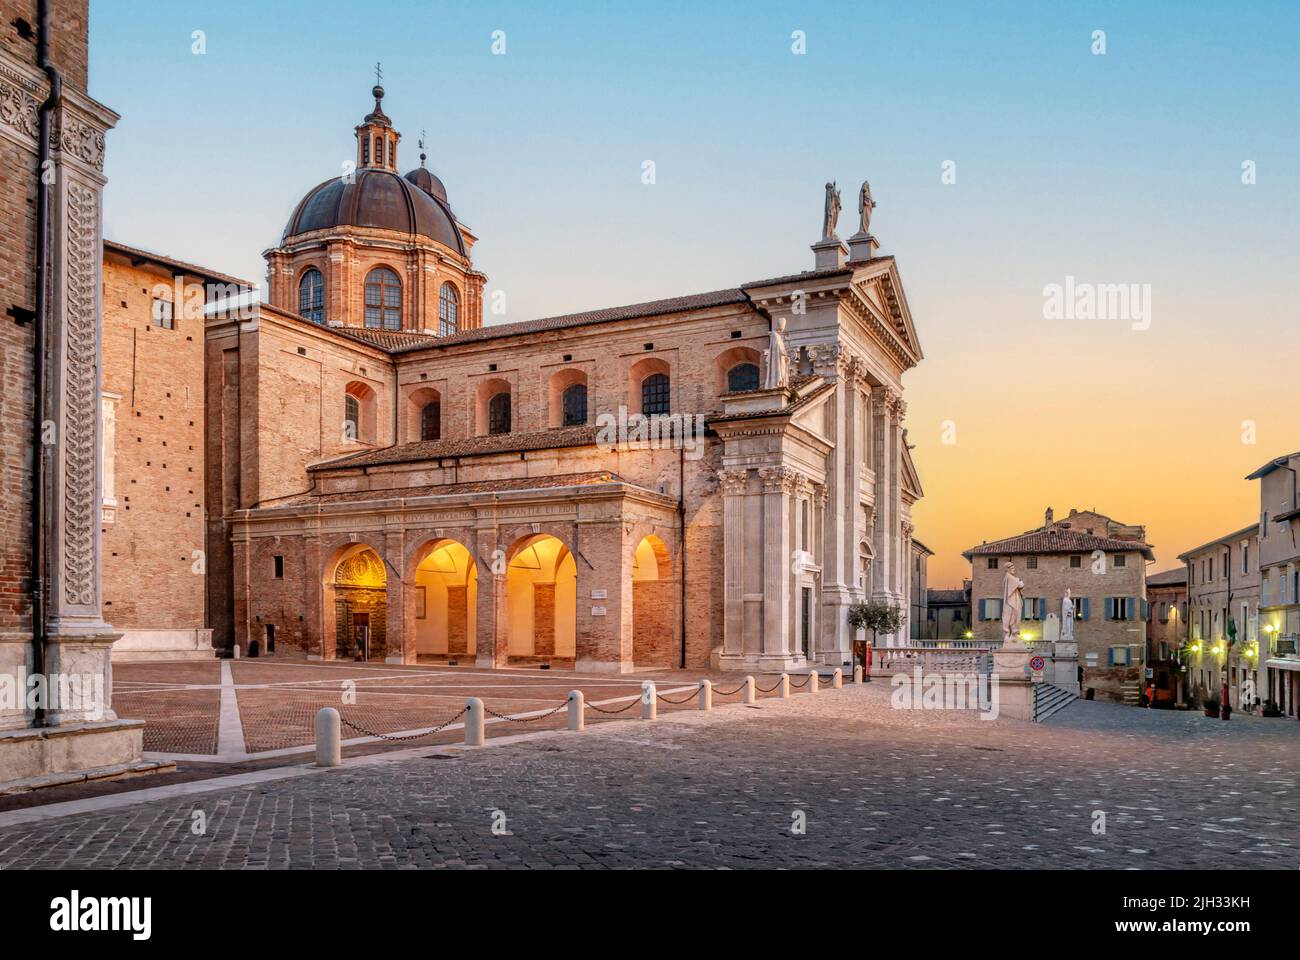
left=90, top=1, right=1300, bottom=583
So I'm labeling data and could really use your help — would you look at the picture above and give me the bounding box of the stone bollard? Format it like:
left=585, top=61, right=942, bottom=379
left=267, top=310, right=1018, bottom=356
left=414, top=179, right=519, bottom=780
left=743, top=675, right=756, bottom=705
left=699, top=679, right=712, bottom=711
left=853, top=665, right=863, bottom=684
left=568, top=690, right=585, bottom=731
left=779, top=673, right=790, bottom=699
left=833, top=668, right=843, bottom=689
left=809, top=671, right=819, bottom=695
left=315, top=707, right=341, bottom=767
left=465, top=696, right=485, bottom=746
left=641, top=681, right=657, bottom=720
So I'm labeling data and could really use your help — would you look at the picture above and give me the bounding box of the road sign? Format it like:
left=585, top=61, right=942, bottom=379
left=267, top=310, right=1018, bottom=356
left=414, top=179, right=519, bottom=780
left=1029, top=656, right=1045, bottom=671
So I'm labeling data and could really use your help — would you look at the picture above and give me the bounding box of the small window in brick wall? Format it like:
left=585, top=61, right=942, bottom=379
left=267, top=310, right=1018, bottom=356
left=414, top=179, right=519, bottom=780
left=1026, top=556, right=1038, bottom=569
left=1114, top=554, right=1126, bottom=568
left=986, top=557, right=998, bottom=570
left=273, top=555, right=284, bottom=579
left=1070, top=555, right=1082, bottom=568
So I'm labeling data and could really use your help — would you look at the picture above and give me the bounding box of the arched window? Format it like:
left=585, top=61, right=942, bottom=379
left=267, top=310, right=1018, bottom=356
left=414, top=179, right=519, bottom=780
left=727, top=363, right=760, bottom=392
left=641, top=373, right=670, bottom=416
left=364, top=267, right=402, bottom=330
left=298, top=268, right=324, bottom=324
left=420, top=401, right=441, bottom=442
left=344, top=395, right=360, bottom=441
left=561, top=384, right=587, bottom=427
left=488, top=392, right=511, bottom=435
left=439, top=282, right=459, bottom=337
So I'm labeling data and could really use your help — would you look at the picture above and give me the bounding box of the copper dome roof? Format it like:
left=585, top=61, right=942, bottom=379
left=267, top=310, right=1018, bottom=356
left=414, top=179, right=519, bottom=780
left=404, top=165, right=448, bottom=204
left=282, top=168, right=465, bottom=255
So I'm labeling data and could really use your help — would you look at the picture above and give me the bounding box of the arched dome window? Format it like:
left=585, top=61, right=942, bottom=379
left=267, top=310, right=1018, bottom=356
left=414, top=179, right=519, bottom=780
left=439, top=282, right=459, bottom=337
left=364, top=267, right=402, bottom=330
left=298, top=268, right=324, bottom=324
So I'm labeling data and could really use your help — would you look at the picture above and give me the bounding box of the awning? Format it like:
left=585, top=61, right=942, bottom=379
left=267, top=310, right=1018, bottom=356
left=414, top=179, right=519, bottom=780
left=1265, top=659, right=1300, bottom=672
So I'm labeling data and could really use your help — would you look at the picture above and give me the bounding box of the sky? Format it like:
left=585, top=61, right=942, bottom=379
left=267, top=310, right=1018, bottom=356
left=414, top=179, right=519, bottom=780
left=89, top=0, right=1300, bottom=587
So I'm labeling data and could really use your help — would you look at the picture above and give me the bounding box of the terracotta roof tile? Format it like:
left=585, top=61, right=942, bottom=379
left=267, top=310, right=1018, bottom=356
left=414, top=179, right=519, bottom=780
left=275, top=471, right=621, bottom=506
left=1147, top=567, right=1188, bottom=587
left=963, top=528, right=1154, bottom=561
left=310, top=425, right=600, bottom=471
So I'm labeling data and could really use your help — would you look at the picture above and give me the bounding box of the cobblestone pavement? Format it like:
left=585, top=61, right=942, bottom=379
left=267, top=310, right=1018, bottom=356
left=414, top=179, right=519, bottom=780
left=1, top=684, right=1296, bottom=869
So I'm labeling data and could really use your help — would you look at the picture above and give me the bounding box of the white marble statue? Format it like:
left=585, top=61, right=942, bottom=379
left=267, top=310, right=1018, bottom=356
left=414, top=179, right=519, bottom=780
left=1001, top=563, right=1025, bottom=645
left=763, top=316, right=790, bottom=390
left=1060, top=589, right=1075, bottom=644
left=857, top=179, right=875, bottom=235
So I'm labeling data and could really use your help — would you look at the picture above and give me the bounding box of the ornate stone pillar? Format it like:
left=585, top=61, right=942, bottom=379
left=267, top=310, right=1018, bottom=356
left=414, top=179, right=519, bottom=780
left=870, top=386, right=896, bottom=602
left=759, top=466, right=797, bottom=663
left=719, top=468, right=748, bottom=660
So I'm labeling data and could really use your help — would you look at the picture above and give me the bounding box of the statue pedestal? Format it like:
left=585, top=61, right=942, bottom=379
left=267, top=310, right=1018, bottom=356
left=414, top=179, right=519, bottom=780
left=991, top=640, right=1035, bottom=722
left=846, top=232, right=879, bottom=263
left=811, top=238, right=847, bottom=271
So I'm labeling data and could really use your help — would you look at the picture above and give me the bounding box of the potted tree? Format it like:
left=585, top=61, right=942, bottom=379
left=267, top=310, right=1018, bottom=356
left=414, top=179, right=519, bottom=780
left=847, top=601, right=904, bottom=683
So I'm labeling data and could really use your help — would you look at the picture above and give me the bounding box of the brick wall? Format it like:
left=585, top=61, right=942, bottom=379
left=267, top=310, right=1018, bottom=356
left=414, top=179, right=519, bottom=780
left=100, top=255, right=207, bottom=631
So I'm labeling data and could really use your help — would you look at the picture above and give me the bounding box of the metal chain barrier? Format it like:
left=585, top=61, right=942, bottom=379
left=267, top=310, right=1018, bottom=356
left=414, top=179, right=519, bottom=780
left=713, top=683, right=746, bottom=697
left=789, top=675, right=811, bottom=688
left=656, top=688, right=700, bottom=705
left=585, top=697, right=642, bottom=715
left=754, top=678, right=784, bottom=693
left=340, top=706, right=468, bottom=742
left=483, top=702, right=569, bottom=724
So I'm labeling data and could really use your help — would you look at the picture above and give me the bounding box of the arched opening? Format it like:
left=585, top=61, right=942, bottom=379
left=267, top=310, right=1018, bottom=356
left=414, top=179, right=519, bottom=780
left=438, top=282, right=459, bottom=336
left=714, top=345, right=763, bottom=396
left=632, top=535, right=674, bottom=667
left=406, top=386, right=442, bottom=442
left=474, top=378, right=512, bottom=436
left=506, top=534, right=576, bottom=663
left=344, top=381, right=378, bottom=444
left=627, top=356, right=670, bottom=416
left=324, top=545, right=388, bottom=661
left=411, top=539, right=477, bottom=660
left=364, top=266, right=402, bottom=329
left=547, top=368, right=588, bottom=428
left=298, top=267, right=324, bottom=323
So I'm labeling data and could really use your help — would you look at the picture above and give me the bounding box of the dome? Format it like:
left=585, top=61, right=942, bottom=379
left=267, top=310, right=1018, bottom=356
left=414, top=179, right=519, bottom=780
left=404, top=165, right=448, bottom=204
left=282, top=168, right=465, bottom=256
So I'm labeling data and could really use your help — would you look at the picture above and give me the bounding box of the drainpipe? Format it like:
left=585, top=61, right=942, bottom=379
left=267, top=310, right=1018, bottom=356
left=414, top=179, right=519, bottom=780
left=30, top=0, right=61, bottom=728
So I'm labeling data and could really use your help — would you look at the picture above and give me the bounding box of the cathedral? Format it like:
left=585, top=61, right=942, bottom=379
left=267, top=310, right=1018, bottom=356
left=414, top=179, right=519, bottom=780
left=100, top=82, right=926, bottom=674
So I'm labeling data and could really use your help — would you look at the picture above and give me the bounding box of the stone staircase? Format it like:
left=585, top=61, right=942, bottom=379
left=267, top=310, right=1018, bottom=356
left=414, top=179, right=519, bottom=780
left=1121, top=680, right=1142, bottom=706
left=1033, top=682, right=1077, bottom=722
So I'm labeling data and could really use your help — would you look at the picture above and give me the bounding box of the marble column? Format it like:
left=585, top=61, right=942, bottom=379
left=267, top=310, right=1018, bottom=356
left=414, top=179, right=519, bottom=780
left=759, top=466, right=799, bottom=665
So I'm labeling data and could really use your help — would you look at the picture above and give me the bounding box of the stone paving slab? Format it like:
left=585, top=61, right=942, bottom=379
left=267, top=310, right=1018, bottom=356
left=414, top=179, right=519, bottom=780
left=2, top=684, right=1295, bottom=869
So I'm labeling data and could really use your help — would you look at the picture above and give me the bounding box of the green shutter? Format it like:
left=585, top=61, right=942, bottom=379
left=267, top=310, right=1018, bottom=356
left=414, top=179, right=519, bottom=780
left=1128, top=596, right=1138, bottom=620
left=1081, top=598, right=1090, bottom=621
left=1105, top=597, right=1115, bottom=620
left=978, top=599, right=987, bottom=621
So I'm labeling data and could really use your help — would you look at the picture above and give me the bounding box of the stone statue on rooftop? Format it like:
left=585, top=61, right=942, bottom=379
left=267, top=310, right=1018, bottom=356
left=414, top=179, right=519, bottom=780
left=857, top=179, right=876, bottom=235
left=763, top=316, right=790, bottom=390
left=822, top=181, right=841, bottom=240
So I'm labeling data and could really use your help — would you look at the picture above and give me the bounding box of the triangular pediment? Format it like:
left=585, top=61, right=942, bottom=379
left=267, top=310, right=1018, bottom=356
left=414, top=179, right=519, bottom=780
left=849, top=258, right=924, bottom=366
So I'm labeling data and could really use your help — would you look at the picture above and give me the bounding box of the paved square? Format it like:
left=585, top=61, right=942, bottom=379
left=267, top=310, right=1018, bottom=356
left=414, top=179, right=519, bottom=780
left=1, top=684, right=1296, bottom=869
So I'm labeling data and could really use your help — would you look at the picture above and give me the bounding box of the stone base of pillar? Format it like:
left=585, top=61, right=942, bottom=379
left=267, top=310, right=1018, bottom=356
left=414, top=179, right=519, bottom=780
left=0, top=718, right=152, bottom=792
left=992, top=643, right=1035, bottom=721
left=716, top=652, right=808, bottom=673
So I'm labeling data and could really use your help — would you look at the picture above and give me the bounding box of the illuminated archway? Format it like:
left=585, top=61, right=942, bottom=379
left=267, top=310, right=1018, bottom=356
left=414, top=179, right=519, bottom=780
left=324, top=544, right=388, bottom=660
left=506, top=534, right=576, bottom=661
left=632, top=535, right=674, bottom=667
left=410, top=539, right=477, bottom=659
